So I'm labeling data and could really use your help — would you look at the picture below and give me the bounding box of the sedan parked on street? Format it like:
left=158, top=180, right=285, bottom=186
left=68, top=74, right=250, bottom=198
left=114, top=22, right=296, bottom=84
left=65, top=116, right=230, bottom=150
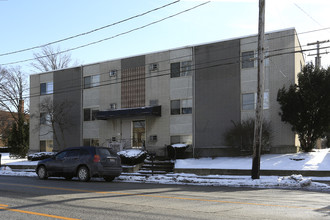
left=36, top=146, right=122, bottom=182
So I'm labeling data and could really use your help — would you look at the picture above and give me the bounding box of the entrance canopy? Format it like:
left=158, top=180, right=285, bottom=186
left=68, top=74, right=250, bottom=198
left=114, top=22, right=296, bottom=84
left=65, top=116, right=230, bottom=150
left=96, top=105, right=161, bottom=120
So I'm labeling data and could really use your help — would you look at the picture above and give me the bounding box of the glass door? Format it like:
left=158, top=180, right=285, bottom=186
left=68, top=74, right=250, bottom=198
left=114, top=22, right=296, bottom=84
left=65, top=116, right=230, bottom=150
left=132, top=120, right=145, bottom=148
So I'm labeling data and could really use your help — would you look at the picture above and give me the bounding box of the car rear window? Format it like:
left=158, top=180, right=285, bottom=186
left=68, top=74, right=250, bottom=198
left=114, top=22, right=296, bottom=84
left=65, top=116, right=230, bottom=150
left=97, top=148, right=116, bottom=158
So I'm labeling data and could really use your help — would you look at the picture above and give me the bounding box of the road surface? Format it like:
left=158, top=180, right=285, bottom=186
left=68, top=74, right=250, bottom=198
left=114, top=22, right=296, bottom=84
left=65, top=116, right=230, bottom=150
left=0, top=176, right=329, bottom=219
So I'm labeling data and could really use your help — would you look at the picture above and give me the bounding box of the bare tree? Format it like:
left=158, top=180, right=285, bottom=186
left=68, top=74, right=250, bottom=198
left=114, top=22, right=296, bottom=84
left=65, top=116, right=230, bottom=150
left=39, top=96, right=73, bottom=150
left=0, top=65, right=29, bottom=157
left=0, top=66, right=28, bottom=121
left=31, top=45, right=77, bottom=72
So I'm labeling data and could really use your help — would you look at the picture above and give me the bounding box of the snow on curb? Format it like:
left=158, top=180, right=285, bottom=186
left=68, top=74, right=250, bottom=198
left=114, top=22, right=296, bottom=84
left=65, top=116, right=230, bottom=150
left=115, top=173, right=330, bottom=191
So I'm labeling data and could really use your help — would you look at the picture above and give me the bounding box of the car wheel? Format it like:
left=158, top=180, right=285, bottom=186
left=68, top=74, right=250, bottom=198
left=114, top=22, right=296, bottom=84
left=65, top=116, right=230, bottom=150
left=37, top=166, right=48, bottom=180
left=77, top=166, right=90, bottom=182
left=103, top=176, right=115, bottom=182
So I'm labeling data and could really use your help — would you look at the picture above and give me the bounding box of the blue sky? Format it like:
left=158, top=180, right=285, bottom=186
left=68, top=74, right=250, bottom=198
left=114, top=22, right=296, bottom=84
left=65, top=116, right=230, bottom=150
left=1, top=0, right=330, bottom=74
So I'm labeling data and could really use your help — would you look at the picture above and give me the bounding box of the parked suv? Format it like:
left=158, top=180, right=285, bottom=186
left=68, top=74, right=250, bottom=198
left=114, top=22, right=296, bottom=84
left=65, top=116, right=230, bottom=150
left=36, top=146, right=122, bottom=182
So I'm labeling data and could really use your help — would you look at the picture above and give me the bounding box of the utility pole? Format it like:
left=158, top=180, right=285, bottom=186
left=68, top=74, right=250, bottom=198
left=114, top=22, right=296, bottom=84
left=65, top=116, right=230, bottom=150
left=307, top=40, right=329, bottom=68
left=252, top=0, right=265, bottom=180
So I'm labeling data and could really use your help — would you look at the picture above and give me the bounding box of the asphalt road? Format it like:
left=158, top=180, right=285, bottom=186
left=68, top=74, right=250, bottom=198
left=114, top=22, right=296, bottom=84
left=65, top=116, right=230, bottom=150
left=0, top=176, right=329, bottom=220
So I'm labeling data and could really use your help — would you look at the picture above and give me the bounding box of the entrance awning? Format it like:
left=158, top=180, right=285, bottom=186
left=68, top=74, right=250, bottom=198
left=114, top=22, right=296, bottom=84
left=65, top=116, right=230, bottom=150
left=96, top=105, right=161, bottom=120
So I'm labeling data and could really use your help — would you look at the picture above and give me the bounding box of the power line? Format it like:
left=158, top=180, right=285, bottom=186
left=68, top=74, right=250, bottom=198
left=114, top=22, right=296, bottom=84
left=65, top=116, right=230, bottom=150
left=1, top=42, right=323, bottom=104
left=2, top=24, right=327, bottom=68
left=1, top=1, right=210, bottom=66
left=293, top=2, right=323, bottom=28
left=6, top=31, right=323, bottom=103
left=26, top=44, right=322, bottom=101
left=0, top=0, right=181, bottom=57
left=2, top=28, right=327, bottom=102
left=25, top=39, right=324, bottom=97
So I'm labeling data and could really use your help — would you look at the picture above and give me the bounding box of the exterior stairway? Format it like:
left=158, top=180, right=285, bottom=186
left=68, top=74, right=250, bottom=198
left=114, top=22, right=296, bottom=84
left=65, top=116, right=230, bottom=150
left=138, top=160, right=174, bottom=175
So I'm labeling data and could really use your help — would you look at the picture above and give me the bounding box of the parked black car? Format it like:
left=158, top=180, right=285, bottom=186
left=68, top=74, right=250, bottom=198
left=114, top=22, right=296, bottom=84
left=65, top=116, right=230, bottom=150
left=36, top=146, right=122, bottom=182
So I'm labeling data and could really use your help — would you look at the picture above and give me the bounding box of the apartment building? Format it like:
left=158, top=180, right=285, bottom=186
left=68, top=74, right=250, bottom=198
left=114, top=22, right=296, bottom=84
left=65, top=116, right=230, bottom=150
left=30, top=28, right=304, bottom=157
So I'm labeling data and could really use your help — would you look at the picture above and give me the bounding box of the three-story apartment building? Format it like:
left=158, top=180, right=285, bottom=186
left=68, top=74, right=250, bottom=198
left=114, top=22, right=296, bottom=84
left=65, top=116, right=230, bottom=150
left=30, top=28, right=304, bottom=157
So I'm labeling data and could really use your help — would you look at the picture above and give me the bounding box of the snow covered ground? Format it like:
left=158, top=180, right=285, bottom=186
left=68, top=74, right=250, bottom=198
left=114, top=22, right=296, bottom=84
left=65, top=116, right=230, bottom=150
left=1, top=149, right=330, bottom=191
left=175, top=149, right=330, bottom=170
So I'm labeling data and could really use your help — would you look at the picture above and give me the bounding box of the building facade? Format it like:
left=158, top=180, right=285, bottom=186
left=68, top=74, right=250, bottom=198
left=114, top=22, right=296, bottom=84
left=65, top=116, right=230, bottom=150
left=30, top=28, right=304, bottom=157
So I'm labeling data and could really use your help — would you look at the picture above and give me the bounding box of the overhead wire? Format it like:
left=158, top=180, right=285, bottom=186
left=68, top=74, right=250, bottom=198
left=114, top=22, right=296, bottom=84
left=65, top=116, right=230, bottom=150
left=24, top=35, right=328, bottom=96
left=2, top=41, right=328, bottom=105
left=24, top=43, right=330, bottom=102
left=8, top=34, right=328, bottom=102
left=0, top=0, right=181, bottom=57
left=293, top=2, right=323, bottom=28
left=1, top=1, right=210, bottom=66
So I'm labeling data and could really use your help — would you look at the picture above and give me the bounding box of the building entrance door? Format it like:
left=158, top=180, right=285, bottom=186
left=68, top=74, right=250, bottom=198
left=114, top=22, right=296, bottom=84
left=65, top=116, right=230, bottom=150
left=132, top=120, right=145, bottom=148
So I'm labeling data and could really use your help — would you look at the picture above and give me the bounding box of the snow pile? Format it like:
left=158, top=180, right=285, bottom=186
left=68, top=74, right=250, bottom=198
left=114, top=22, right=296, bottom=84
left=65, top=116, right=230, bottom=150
left=117, top=149, right=147, bottom=165
left=171, top=144, right=188, bottom=148
left=117, top=149, right=146, bottom=158
left=28, top=152, right=55, bottom=161
left=278, top=174, right=312, bottom=187
left=0, top=166, right=12, bottom=172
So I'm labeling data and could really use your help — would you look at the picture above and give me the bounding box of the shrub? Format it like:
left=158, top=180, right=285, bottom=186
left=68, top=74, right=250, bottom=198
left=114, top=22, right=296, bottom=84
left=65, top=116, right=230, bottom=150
left=224, top=118, right=272, bottom=153
left=117, top=149, right=147, bottom=165
left=28, top=152, right=55, bottom=161
left=167, top=144, right=189, bottom=159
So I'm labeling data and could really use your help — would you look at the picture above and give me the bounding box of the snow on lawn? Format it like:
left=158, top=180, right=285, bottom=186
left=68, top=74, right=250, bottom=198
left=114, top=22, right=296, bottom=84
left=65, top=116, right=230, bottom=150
left=0, top=153, right=38, bottom=166
left=175, top=149, right=330, bottom=170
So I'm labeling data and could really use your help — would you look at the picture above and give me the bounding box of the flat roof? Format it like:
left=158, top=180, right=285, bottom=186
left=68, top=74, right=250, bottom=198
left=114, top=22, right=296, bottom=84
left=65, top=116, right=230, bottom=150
left=31, top=27, right=296, bottom=76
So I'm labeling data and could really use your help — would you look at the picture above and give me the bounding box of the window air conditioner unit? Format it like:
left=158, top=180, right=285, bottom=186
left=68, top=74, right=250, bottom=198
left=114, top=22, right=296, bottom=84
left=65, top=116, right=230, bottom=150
left=149, top=63, right=158, bottom=71
left=149, top=135, right=157, bottom=142
left=109, top=70, right=117, bottom=77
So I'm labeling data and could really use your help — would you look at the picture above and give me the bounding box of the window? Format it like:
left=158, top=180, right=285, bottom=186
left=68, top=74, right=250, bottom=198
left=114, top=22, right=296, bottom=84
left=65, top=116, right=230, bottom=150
left=55, top=151, right=67, bottom=160
left=263, top=91, right=269, bottom=109
left=110, top=103, right=117, bottom=110
left=170, top=61, right=192, bottom=78
left=264, top=50, right=269, bottom=67
left=181, top=99, right=192, bottom=114
left=181, top=61, right=192, bottom=76
left=149, top=63, right=158, bottom=71
left=171, top=100, right=180, bottom=115
left=65, top=149, right=80, bottom=158
left=242, top=93, right=255, bottom=110
left=84, top=108, right=99, bottom=121
left=171, top=62, right=180, bottom=78
left=242, top=91, right=269, bottom=110
left=84, top=75, right=100, bottom=89
left=83, top=139, right=99, bottom=146
left=170, top=136, right=180, bottom=144
left=242, top=51, right=255, bottom=69
left=40, top=112, right=51, bottom=125
left=40, top=82, right=53, bottom=95
left=40, top=140, right=53, bottom=152
left=149, top=99, right=158, bottom=106
left=171, top=99, right=192, bottom=115
left=170, top=135, right=192, bottom=145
